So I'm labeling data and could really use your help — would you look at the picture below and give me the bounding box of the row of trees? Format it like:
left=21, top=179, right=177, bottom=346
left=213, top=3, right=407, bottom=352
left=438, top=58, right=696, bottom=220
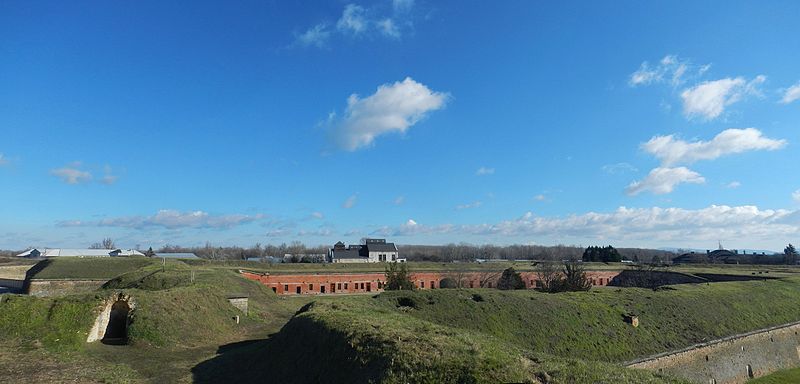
left=582, top=246, right=622, bottom=262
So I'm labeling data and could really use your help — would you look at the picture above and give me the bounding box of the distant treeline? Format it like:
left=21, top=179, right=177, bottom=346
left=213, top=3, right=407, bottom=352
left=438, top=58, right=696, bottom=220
left=397, top=244, right=676, bottom=263
left=0, top=242, right=678, bottom=263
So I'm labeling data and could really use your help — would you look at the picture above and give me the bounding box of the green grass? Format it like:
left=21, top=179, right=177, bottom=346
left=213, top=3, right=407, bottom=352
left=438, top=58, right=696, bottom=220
left=6, top=258, right=800, bottom=383
left=0, top=293, right=101, bottom=350
left=749, top=367, right=800, bottom=383
left=192, top=295, right=687, bottom=384
left=31, top=257, right=157, bottom=280
left=367, top=278, right=800, bottom=362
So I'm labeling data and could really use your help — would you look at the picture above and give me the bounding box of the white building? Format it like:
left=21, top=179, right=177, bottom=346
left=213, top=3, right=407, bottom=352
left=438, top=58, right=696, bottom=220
left=329, top=239, right=403, bottom=263
left=16, top=248, right=145, bottom=258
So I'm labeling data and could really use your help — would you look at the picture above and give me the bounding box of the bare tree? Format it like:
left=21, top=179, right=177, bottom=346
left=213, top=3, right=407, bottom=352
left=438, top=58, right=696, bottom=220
left=536, top=261, right=562, bottom=292
left=89, top=237, right=115, bottom=250
left=478, top=271, right=501, bottom=288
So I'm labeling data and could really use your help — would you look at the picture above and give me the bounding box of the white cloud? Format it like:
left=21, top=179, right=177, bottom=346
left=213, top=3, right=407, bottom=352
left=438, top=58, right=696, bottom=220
left=51, top=163, right=92, bottom=184
left=601, top=162, right=638, bottom=174
left=533, top=194, right=546, bottom=201
left=297, top=228, right=334, bottom=237
left=342, top=194, right=358, bottom=209
left=99, top=165, right=118, bottom=185
left=393, top=0, right=414, bottom=12
left=793, top=189, right=800, bottom=203
left=59, top=210, right=264, bottom=229
left=475, top=166, right=495, bottom=176
left=680, top=76, right=765, bottom=120
left=311, top=212, right=324, bottom=219
left=625, top=167, right=705, bottom=196
left=781, top=82, right=800, bottom=104
left=642, top=128, right=786, bottom=166
left=393, top=196, right=405, bottom=205
left=329, top=77, right=448, bottom=151
left=629, top=55, right=697, bottom=87
left=726, top=181, right=741, bottom=189
left=296, top=24, right=330, bottom=48
left=456, top=201, right=482, bottom=210
left=265, top=228, right=293, bottom=238
left=371, top=205, right=800, bottom=245
left=377, top=18, right=400, bottom=38
left=0, top=153, right=8, bottom=166
left=337, top=4, right=367, bottom=34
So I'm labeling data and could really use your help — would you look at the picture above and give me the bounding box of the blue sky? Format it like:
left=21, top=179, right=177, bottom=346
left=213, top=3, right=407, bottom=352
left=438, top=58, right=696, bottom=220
left=2, top=1, right=799, bottom=250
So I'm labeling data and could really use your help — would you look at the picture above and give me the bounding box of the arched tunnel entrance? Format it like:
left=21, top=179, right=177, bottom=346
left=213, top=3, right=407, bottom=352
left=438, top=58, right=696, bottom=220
left=102, top=300, right=130, bottom=345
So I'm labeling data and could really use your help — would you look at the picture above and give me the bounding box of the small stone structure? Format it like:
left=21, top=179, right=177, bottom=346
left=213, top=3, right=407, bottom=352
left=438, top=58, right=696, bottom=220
left=227, top=296, right=249, bottom=315
left=624, top=314, right=639, bottom=327
left=87, top=292, right=135, bottom=344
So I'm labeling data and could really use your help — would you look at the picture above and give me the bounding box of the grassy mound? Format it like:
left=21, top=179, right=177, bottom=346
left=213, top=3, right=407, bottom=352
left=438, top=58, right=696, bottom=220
left=192, top=298, right=685, bottom=384
left=31, top=257, right=156, bottom=280
left=0, top=294, right=100, bottom=350
left=368, top=278, right=800, bottom=362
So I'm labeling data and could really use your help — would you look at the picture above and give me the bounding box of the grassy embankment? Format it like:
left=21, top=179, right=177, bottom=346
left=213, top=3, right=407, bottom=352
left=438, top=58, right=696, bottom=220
left=1, top=257, right=316, bottom=383
left=192, top=272, right=800, bottom=383
left=5, top=258, right=800, bottom=383
left=749, top=367, right=800, bottom=383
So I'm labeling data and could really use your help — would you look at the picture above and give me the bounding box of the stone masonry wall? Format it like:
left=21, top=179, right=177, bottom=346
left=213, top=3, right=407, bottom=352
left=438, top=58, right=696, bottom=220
left=627, top=321, right=800, bottom=384
left=27, top=279, right=107, bottom=297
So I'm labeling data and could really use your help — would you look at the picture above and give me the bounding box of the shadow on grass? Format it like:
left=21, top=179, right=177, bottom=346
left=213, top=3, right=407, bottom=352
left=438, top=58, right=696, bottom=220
left=192, top=316, right=386, bottom=384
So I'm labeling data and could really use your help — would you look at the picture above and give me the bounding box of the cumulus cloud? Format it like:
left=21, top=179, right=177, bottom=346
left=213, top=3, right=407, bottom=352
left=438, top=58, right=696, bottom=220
left=781, top=82, right=800, bottom=104
left=371, top=205, right=800, bottom=244
left=793, top=190, right=800, bottom=203
left=296, top=24, right=330, bottom=47
left=629, top=55, right=695, bottom=87
left=296, top=2, right=418, bottom=48
left=475, top=166, right=495, bottom=176
left=328, top=77, right=448, bottom=151
left=727, top=181, right=742, bottom=189
left=642, top=128, right=786, bottom=166
left=456, top=201, right=482, bottom=210
left=51, top=163, right=92, bottom=184
left=342, top=194, right=358, bottom=209
left=58, top=210, right=264, bottom=229
left=680, top=76, right=765, bottom=120
left=533, top=194, right=546, bottom=201
left=337, top=4, right=367, bottom=34
left=625, top=167, right=705, bottom=196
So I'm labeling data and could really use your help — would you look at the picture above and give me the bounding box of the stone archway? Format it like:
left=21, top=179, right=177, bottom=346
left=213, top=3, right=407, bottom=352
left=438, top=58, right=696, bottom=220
left=102, top=300, right=130, bottom=344
left=87, top=293, right=135, bottom=344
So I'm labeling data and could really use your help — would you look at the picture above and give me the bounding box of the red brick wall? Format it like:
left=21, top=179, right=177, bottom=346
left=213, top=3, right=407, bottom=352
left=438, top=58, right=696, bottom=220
left=241, top=270, right=621, bottom=295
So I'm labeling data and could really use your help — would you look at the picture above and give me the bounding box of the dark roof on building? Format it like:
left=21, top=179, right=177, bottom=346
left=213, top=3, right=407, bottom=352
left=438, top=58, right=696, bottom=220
left=365, top=243, right=398, bottom=252
left=331, top=249, right=365, bottom=260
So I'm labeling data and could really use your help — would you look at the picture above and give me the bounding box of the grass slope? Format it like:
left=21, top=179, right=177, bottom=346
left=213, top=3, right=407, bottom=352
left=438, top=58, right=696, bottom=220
left=32, top=257, right=156, bottom=280
left=750, top=367, right=800, bottom=383
left=368, top=278, right=800, bottom=362
left=193, top=299, right=685, bottom=384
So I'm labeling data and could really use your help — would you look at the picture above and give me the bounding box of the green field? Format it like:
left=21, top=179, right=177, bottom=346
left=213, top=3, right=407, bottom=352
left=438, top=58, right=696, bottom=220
left=30, top=257, right=157, bottom=280
left=3, top=258, right=800, bottom=383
